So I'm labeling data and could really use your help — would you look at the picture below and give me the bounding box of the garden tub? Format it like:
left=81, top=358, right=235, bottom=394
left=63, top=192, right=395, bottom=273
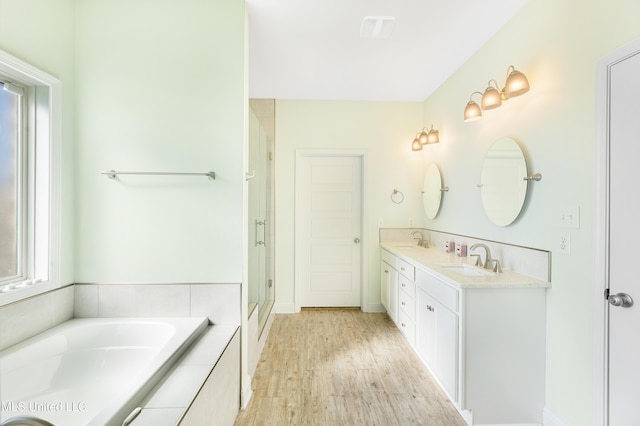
left=0, top=317, right=208, bottom=426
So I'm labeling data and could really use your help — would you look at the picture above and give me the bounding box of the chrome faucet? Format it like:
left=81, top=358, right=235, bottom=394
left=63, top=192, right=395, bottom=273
left=411, top=231, right=428, bottom=248
left=470, top=243, right=492, bottom=270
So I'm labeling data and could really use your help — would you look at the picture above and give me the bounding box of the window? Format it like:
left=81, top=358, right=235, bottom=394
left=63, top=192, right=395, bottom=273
left=0, top=81, right=22, bottom=283
left=0, top=50, right=61, bottom=306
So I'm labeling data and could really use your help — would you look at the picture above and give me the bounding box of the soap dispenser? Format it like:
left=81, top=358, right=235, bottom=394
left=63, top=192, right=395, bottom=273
left=444, top=240, right=455, bottom=253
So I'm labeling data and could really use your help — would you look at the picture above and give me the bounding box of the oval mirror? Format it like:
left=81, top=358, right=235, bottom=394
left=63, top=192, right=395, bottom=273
left=480, top=137, right=528, bottom=226
left=422, top=163, right=443, bottom=219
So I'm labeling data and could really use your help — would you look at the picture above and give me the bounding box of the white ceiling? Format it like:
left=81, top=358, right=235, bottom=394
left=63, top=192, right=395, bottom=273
left=246, top=0, right=528, bottom=102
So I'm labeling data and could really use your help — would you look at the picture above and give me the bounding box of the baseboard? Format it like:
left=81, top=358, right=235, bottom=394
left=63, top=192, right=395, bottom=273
left=474, top=424, right=540, bottom=426
left=274, top=303, right=387, bottom=314
left=364, top=302, right=386, bottom=313
left=543, top=407, right=568, bottom=426
left=241, top=373, right=253, bottom=410
left=473, top=423, right=540, bottom=426
left=258, top=313, right=275, bottom=353
left=273, top=302, right=296, bottom=313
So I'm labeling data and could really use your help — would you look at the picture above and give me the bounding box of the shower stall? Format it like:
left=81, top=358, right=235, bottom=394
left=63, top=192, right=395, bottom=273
left=247, top=99, right=275, bottom=336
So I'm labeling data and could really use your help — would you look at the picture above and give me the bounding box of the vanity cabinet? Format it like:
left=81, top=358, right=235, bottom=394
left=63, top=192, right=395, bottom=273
left=380, top=249, right=398, bottom=323
left=416, top=267, right=546, bottom=425
left=380, top=244, right=548, bottom=425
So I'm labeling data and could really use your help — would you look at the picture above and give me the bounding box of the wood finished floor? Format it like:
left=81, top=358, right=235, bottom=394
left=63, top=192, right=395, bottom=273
left=234, top=308, right=466, bottom=426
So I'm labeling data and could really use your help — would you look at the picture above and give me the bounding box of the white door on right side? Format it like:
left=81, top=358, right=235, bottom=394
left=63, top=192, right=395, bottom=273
left=608, top=48, right=640, bottom=425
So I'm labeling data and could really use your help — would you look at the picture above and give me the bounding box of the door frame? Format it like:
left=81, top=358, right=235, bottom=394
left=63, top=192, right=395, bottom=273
left=294, top=150, right=368, bottom=313
left=594, top=36, right=640, bottom=426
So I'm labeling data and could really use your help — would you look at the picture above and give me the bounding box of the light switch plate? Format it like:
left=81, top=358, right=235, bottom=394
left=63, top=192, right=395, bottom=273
left=559, top=206, right=580, bottom=228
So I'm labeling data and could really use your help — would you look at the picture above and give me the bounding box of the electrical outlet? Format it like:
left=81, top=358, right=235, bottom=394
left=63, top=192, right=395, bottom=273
left=559, top=206, right=580, bottom=228
left=409, top=218, right=414, bottom=227
left=559, top=232, right=571, bottom=255
left=378, top=218, right=384, bottom=228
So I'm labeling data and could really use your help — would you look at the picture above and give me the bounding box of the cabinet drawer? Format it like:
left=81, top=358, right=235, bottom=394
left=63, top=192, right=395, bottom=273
left=417, top=269, right=459, bottom=312
left=399, top=275, right=415, bottom=298
left=398, top=310, right=415, bottom=345
left=399, top=289, right=415, bottom=321
left=397, top=259, right=415, bottom=280
left=381, top=249, right=397, bottom=268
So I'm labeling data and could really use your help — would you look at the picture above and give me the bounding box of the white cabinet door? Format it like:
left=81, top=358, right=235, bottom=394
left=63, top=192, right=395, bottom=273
left=416, top=287, right=435, bottom=366
left=380, top=262, right=390, bottom=311
left=431, top=297, right=458, bottom=403
left=388, top=267, right=398, bottom=324
left=416, top=286, right=459, bottom=404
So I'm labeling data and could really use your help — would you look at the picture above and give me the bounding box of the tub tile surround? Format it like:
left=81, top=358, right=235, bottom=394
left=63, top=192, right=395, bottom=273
left=0, top=284, right=241, bottom=425
left=0, top=285, right=74, bottom=352
left=74, top=283, right=241, bottom=325
left=131, top=326, right=240, bottom=426
left=129, top=408, right=185, bottom=426
left=144, top=365, right=213, bottom=408
left=380, top=228, right=550, bottom=282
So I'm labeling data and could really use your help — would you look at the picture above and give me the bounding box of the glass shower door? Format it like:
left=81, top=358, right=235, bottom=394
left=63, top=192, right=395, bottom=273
left=248, top=104, right=274, bottom=335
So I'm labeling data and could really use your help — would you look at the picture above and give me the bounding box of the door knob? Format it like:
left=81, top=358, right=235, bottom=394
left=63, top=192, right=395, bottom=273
left=354, top=237, right=360, bottom=244
left=609, top=292, right=634, bottom=308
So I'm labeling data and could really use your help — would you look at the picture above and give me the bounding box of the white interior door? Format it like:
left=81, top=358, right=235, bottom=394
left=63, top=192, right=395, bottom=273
left=607, top=48, right=640, bottom=425
left=296, top=154, right=362, bottom=308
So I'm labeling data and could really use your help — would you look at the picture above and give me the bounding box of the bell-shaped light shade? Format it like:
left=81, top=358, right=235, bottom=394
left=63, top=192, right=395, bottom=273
left=418, top=129, right=429, bottom=144
left=481, top=85, right=502, bottom=110
left=464, top=100, right=482, bottom=122
left=411, top=134, right=423, bottom=151
left=426, top=128, right=439, bottom=144
left=503, top=67, right=530, bottom=98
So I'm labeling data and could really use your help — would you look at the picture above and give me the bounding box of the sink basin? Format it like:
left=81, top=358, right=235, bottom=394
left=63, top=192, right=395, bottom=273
left=393, top=244, right=422, bottom=249
left=438, top=263, right=494, bottom=277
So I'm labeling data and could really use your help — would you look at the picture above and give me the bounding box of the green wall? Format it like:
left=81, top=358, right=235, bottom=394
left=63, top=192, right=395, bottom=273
left=274, top=100, right=423, bottom=312
left=419, top=0, right=640, bottom=423
left=74, top=0, right=246, bottom=284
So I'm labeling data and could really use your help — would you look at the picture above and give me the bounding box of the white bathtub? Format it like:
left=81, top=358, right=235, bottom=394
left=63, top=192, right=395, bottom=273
left=0, top=317, right=208, bottom=426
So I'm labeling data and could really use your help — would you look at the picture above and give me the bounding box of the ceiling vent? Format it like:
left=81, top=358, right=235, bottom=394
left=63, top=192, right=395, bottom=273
left=360, top=16, right=396, bottom=39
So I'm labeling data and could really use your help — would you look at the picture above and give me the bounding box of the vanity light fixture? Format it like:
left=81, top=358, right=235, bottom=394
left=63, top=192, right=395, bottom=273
left=418, top=125, right=440, bottom=145
left=481, top=80, right=503, bottom=110
left=463, top=92, right=484, bottom=122
left=412, top=125, right=440, bottom=151
left=463, top=65, right=530, bottom=122
left=411, top=133, right=423, bottom=151
left=503, top=65, right=530, bottom=98
left=424, top=124, right=439, bottom=144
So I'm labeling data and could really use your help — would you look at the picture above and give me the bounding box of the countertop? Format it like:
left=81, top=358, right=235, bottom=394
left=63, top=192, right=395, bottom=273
left=381, top=242, right=551, bottom=289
